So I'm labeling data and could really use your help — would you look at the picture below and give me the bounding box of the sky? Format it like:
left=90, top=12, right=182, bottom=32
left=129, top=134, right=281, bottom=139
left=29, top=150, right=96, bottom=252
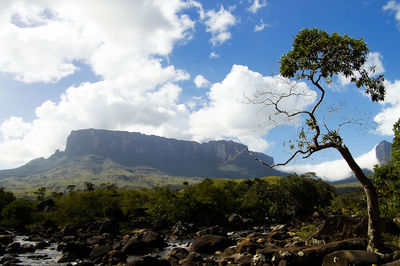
left=0, top=0, right=399, bottom=181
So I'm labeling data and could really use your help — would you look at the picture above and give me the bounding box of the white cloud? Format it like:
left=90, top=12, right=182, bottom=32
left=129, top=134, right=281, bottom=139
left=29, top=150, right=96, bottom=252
left=279, top=145, right=379, bottom=181
left=210, top=51, right=220, bottom=58
left=248, top=0, right=267, bottom=14
left=0, top=0, right=196, bottom=168
left=338, top=52, right=385, bottom=86
left=194, top=75, right=211, bottom=88
left=189, top=65, right=316, bottom=152
left=203, top=6, right=237, bottom=46
left=374, top=79, right=400, bottom=135
left=0, top=0, right=195, bottom=83
left=0, top=116, right=31, bottom=140
left=383, top=1, right=400, bottom=22
left=254, top=19, right=270, bottom=32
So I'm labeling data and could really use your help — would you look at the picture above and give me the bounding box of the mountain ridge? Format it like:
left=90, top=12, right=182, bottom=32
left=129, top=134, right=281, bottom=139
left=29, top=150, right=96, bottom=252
left=0, top=129, right=284, bottom=190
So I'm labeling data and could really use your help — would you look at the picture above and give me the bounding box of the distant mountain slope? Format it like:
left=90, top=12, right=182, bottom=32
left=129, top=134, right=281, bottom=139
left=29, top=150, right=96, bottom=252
left=0, top=129, right=284, bottom=190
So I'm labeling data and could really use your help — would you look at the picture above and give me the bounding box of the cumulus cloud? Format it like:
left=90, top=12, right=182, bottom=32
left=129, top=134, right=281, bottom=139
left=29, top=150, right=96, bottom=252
left=194, top=75, right=211, bottom=88
left=278, top=145, right=379, bottom=181
left=248, top=0, right=267, bottom=14
left=189, top=65, right=316, bottom=152
left=374, top=79, right=400, bottom=135
left=338, top=52, right=385, bottom=86
left=383, top=1, right=400, bottom=22
left=0, top=0, right=195, bottom=83
left=0, top=0, right=195, bottom=168
left=203, top=6, right=237, bottom=46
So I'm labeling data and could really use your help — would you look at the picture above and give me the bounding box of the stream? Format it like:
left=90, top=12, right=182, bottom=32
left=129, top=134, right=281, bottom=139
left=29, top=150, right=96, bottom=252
left=0, top=235, right=194, bottom=265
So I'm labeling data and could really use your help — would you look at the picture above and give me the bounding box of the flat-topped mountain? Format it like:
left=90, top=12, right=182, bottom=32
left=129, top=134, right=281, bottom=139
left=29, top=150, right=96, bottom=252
left=63, top=129, right=279, bottom=178
left=0, top=129, right=283, bottom=191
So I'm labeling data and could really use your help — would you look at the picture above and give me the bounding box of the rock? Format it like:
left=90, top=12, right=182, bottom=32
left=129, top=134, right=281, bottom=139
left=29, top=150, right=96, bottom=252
left=257, top=247, right=279, bottom=263
left=89, top=244, right=112, bottom=260
left=237, top=242, right=263, bottom=254
left=34, top=240, right=50, bottom=249
left=271, top=238, right=367, bottom=265
left=322, top=250, right=379, bottom=266
left=315, top=215, right=367, bottom=240
left=0, top=235, right=14, bottom=245
left=122, top=238, right=148, bottom=255
left=190, top=234, right=235, bottom=254
left=20, top=243, right=35, bottom=253
left=172, top=221, right=197, bottom=237
left=179, top=252, right=204, bottom=265
left=122, top=230, right=166, bottom=255
left=195, top=225, right=227, bottom=238
left=382, top=259, right=400, bottom=266
left=252, top=254, right=267, bottom=265
left=61, top=242, right=92, bottom=260
left=98, top=218, right=119, bottom=235
left=140, top=230, right=166, bottom=248
left=105, top=249, right=127, bottom=265
left=168, top=247, right=190, bottom=260
left=87, top=235, right=107, bottom=246
left=56, top=252, right=78, bottom=263
left=0, top=255, right=22, bottom=265
left=127, top=255, right=170, bottom=266
left=7, top=241, right=21, bottom=253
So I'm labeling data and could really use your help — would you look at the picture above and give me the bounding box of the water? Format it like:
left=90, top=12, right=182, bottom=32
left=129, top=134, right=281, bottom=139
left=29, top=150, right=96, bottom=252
left=1, top=235, right=63, bottom=266
left=1, top=236, right=194, bottom=265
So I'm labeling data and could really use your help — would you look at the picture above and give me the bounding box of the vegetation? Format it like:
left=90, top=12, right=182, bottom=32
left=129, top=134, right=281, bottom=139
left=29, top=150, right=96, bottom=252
left=372, top=118, right=400, bottom=217
left=247, top=28, right=385, bottom=251
left=0, top=173, right=335, bottom=231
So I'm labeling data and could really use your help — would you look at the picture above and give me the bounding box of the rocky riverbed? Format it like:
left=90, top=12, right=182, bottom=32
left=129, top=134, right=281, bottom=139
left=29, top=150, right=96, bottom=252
left=1, top=213, right=400, bottom=265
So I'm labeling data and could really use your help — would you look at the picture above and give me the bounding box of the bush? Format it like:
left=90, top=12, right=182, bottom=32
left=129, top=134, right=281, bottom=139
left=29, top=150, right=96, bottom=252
left=1, top=199, right=33, bottom=229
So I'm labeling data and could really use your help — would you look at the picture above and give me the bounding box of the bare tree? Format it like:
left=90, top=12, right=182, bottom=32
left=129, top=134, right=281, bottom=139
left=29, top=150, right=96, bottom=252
left=247, top=28, right=385, bottom=252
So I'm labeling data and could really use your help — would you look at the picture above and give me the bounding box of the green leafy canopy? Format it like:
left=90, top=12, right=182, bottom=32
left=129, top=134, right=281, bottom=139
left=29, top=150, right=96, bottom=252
left=280, top=28, right=385, bottom=101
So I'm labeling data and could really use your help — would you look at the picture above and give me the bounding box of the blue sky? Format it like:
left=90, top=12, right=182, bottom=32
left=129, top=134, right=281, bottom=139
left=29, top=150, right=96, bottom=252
left=0, top=0, right=399, bottom=180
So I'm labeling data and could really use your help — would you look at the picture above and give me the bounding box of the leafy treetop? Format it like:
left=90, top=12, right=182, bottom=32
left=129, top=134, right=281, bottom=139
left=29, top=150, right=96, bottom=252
left=280, top=28, right=385, bottom=101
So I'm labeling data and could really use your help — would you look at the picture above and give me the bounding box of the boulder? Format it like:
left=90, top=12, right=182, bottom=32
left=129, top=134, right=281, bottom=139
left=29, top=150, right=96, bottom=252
left=89, top=244, right=112, bottom=260
left=179, top=252, right=204, bottom=265
left=271, top=238, right=367, bottom=266
left=61, top=242, right=92, bottom=260
left=315, top=215, right=367, bottom=240
left=122, top=238, right=148, bottom=255
left=172, top=221, right=197, bottom=237
left=87, top=235, right=107, bottom=246
left=98, top=218, right=119, bottom=235
left=122, top=230, right=166, bottom=255
left=105, top=249, right=127, bottom=265
left=0, top=235, right=14, bottom=245
left=20, top=243, right=35, bottom=253
left=322, top=250, right=379, bottom=266
left=190, top=234, right=236, bottom=254
left=382, top=259, right=400, bottom=266
left=195, top=225, right=226, bottom=238
left=140, top=230, right=166, bottom=248
left=6, top=241, right=21, bottom=253
left=168, top=247, right=190, bottom=260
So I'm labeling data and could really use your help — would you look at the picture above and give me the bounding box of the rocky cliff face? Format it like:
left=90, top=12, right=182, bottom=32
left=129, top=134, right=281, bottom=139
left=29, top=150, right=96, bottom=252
left=375, top=140, right=392, bottom=163
left=63, top=129, right=278, bottom=178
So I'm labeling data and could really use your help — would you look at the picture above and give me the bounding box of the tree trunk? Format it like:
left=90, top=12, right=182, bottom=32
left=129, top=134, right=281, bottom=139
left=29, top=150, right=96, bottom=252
left=338, top=145, right=381, bottom=252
